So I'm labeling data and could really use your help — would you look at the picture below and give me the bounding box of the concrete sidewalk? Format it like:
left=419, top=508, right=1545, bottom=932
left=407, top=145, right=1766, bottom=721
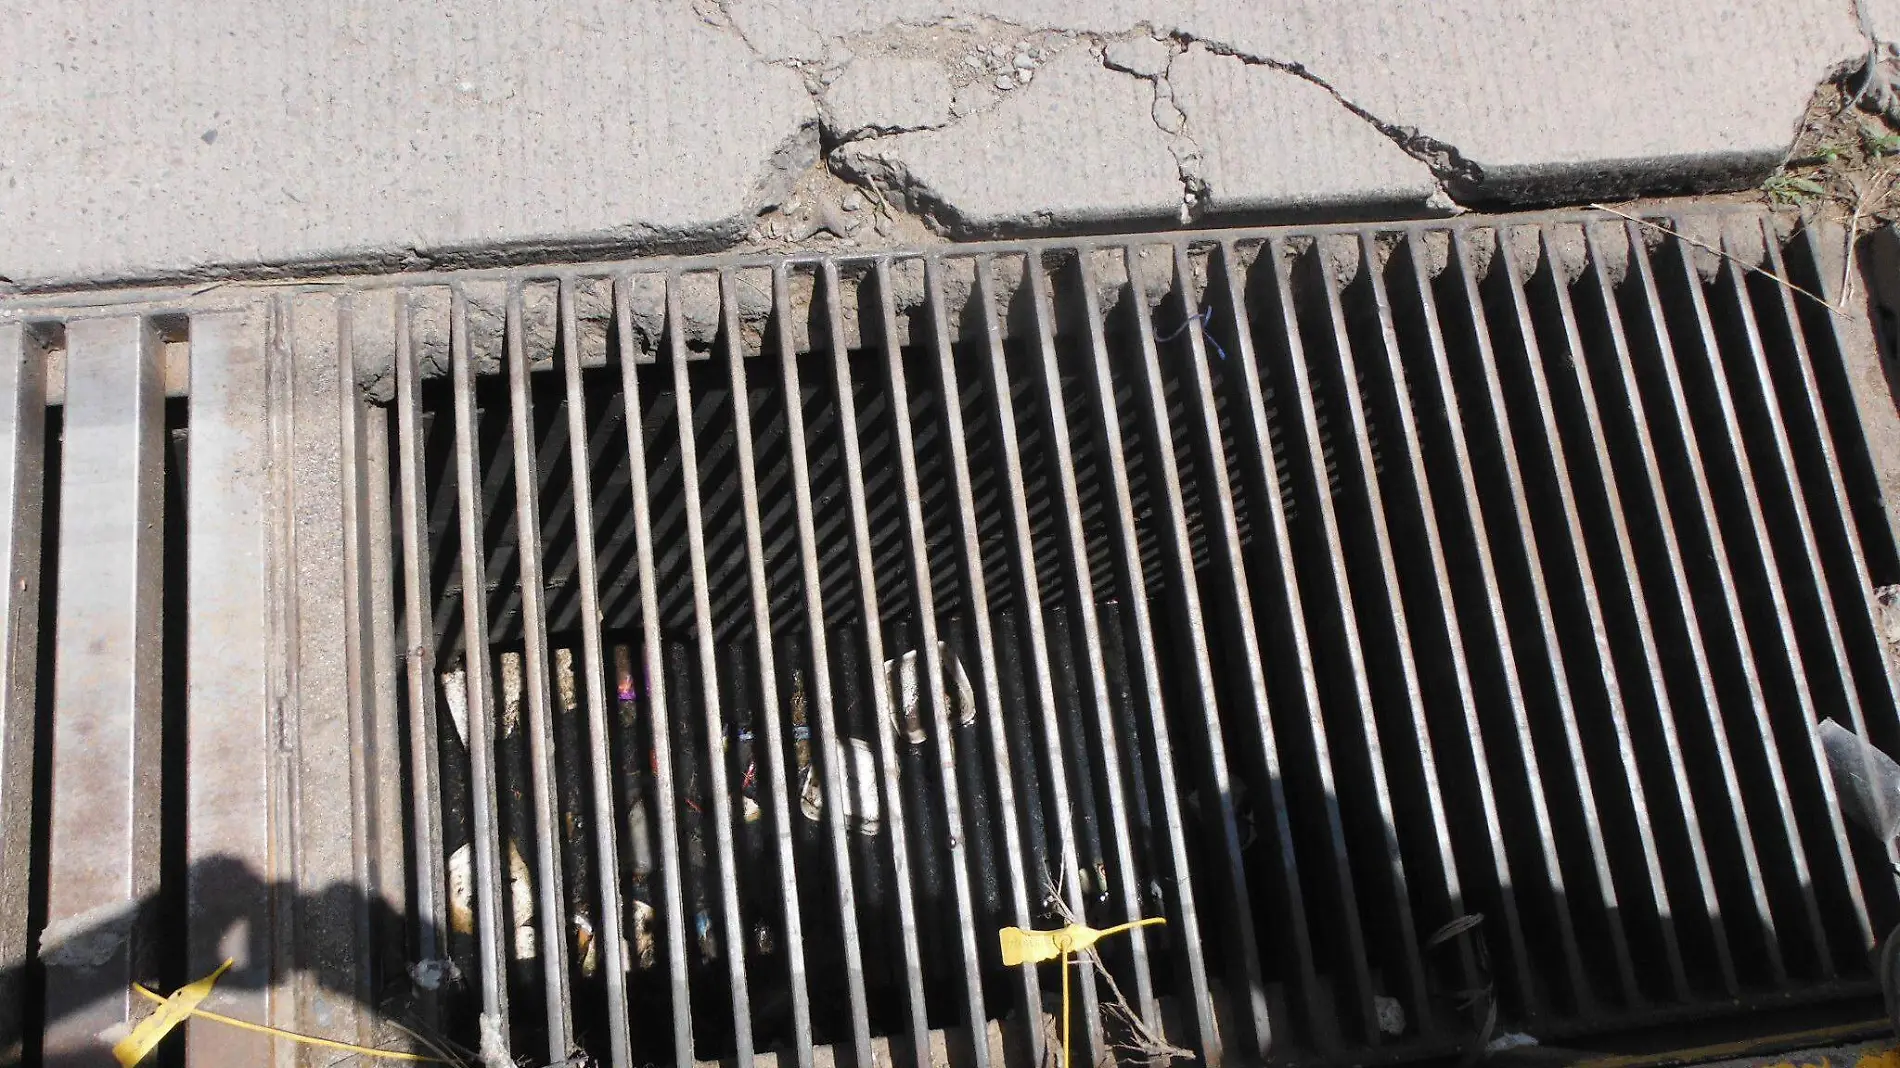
left=0, top=0, right=1875, bottom=287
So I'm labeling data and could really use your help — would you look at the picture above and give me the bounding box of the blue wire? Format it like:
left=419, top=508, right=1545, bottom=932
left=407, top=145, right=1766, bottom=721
left=1155, top=307, right=1227, bottom=361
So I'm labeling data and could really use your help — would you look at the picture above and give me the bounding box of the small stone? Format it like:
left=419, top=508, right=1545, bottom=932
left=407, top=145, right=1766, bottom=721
left=1374, top=995, right=1406, bottom=1037
left=1015, top=67, right=1032, bottom=84
left=840, top=190, right=864, bottom=212
left=963, top=53, right=984, bottom=70
left=995, top=74, right=1015, bottom=90
left=1013, top=52, right=1034, bottom=69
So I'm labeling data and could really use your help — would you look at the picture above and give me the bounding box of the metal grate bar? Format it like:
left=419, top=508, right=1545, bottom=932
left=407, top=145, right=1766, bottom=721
left=1023, top=254, right=1159, bottom=1026
left=504, top=283, right=577, bottom=1056
left=1306, top=237, right=1449, bottom=1031
left=184, top=309, right=276, bottom=1062
left=1526, top=228, right=1696, bottom=1002
left=1713, top=230, right=1875, bottom=959
left=1126, top=241, right=1286, bottom=1055
left=719, top=268, right=814, bottom=1068
left=1579, top=224, right=1751, bottom=996
left=560, top=278, right=635, bottom=1068
left=1421, top=232, right=1595, bottom=1009
left=0, top=322, right=44, bottom=1062
left=1662, top=231, right=1841, bottom=973
left=1075, top=247, right=1225, bottom=1055
left=451, top=286, right=515, bottom=1047
left=972, top=252, right=1107, bottom=1064
left=1202, top=240, right=1323, bottom=1050
left=1378, top=236, right=1540, bottom=1013
left=665, top=271, right=757, bottom=1067
left=820, top=259, right=932, bottom=1068
left=1628, top=230, right=1805, bottom=983
left=771, top=263, right=875, bottom=1068
left=783, top=278, right=875, bottom=1060
left=874, top=258, right=992, bottom=1068
left=42, top=315, right=164, bottom=1060
left=395, top=294, right=450, bottom=1025
left=922, top=255, right=1046, bottom=1068
left=1765, top=223, right=1900, bottom=919
left=1462, top=235, right=1640, bottom=1004
left=614, top=274, right=696, bottom=1068
left=1257, top=237, right=1382, bottom=1039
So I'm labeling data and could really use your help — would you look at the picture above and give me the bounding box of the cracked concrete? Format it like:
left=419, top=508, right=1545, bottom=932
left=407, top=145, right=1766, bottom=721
left=0, top=0, right=1874, bottom=287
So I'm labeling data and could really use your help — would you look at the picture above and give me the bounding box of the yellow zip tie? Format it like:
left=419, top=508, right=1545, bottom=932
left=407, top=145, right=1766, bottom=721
left=997, top=917, right=1166, bottom=1068
left=127, top=973, right=446, bottom=1064
left=114, top=959, right=233, bottom=1067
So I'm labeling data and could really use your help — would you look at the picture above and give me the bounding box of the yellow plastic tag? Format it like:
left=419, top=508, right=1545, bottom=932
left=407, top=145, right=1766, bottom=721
left=996, top=918, right=1166, bottom=1068
left=113, top=959, right=233, bottom=1067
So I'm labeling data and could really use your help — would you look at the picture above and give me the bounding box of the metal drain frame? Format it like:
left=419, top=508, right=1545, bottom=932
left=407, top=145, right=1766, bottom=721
left=0, top=206, right=1896, bottom=1068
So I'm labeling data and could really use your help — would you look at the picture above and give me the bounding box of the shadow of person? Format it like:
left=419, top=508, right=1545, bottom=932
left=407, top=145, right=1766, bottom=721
left=2, top=852, right=448, bottom=1068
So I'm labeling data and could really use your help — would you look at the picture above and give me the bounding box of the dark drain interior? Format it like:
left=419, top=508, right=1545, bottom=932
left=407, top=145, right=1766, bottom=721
left=384, top=217, right=1900, bottom=1067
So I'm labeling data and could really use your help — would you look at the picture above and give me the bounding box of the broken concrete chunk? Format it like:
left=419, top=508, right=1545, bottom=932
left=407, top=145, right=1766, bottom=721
left=1103, top=36, right=1172, bottom=79
left=833, top=49, right=1180, bottom=235
left=824, top=55, right=955, bottom=138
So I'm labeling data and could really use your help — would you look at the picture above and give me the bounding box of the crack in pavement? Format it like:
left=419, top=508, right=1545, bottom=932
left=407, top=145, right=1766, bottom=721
left=1164, top=33, right=1483, bottom=197
left=1127, top=42, right=1207, bottom=223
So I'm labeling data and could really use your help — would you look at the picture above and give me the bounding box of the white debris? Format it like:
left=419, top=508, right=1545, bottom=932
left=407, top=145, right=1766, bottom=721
left=995, top=74, right=1015, bottom=90
left=447, top=843, right=475, bottom=935
left=441, top=665, right=470, bottom=748
left=1487, top=1032, right=1539, bottom=1053
left=1374, top=994, right=1406, bottom=1036
left=479, top=1013, right=512, bottom=1068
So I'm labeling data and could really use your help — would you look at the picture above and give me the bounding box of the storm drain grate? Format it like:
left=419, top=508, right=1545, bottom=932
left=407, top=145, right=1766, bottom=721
left=385, top=212, right=1900, bottom=1067
left=1, top=207, right=1899, bottom=1068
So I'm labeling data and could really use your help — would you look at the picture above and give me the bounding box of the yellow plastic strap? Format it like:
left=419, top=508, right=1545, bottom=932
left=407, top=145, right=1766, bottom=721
left=996, top=917, right=1166, bottom=1068
left=997, top=917, right=1165, bottom=966
left=113, top=959, right=233, bottom=1067
left=127, top=983, right=445, bottom=1062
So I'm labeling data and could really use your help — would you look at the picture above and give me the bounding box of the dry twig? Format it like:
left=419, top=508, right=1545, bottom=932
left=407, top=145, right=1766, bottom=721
left=1041, top=874, right=1191, bottom=1067
left=1585, top=204, right=1849, bottom=317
